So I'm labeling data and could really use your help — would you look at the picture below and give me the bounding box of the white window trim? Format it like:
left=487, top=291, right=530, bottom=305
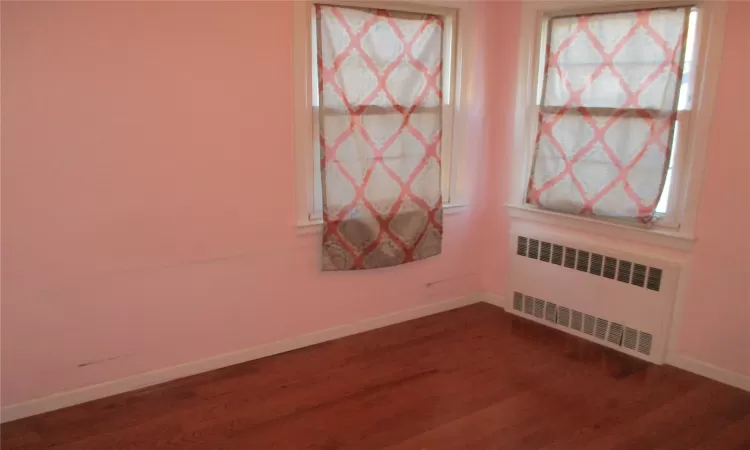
left=508, top=0, right=727, bottom=250
left=293, top=0, right=472, bottom=229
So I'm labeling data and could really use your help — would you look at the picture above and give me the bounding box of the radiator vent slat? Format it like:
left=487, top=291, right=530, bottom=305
left=508, top=292, right=656, bottom=359
left=529, top=239, right=540, bottom=260
left=564, top=248, right=577, bottom=269
left=513, top=292, right=523, bottom=311
left=524, top=295, right=534, bottom=315
left=638, top=332, right=653, bottom=355
left=533, top=298, right=545, bottom=319
left=608, top=323, right=624, bottom=345
left=551, top=245, right=564, bottom=265
left=623, top=327, right=638, bottom=350
left=516, top=236, right=528, bottom=257
left=590, top=253, right=603, bottom=276
left=557, top=307, right=571, bottom=328
left=583, top=314, right=595, bottom=335
left=647, top=268, right=663, bottom=292
left=618, top=260, right=633, bottom=284
left=571, top=310, right=583, bottom=331
left=594, top=318, right=609, bottom=340
left=544, top=302, right=557, bottom=324
left=514, top=236, right=666, bottom=292
left=577, top=251, right=590, bottom=272
left=632, top=264, right=647, bottom=287
left=539, top=242, right=552, bottom=262
left=603, top=257, right=617, bottom=279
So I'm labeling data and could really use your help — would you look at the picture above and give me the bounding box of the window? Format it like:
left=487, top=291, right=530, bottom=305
left=515, top=2, right=726, bottom=236
left=527, top=6, right=692, bottom=223
left=294, top=2, right=468, bottom=227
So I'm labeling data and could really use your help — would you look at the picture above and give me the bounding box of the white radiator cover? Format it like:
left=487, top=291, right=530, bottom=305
left=506, top=225, right=682, bottom=364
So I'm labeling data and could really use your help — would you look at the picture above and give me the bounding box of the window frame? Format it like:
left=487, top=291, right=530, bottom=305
left=293, top=0, right=471, bottom=229
left=510, top=0, right=727, bottom=247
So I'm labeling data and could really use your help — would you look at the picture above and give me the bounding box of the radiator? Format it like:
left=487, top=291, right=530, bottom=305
left=507, top=229, right=681, bottom=363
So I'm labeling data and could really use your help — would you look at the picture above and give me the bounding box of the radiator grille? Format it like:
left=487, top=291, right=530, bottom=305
left=529, top=239, right=540, bottom=260
left=647, top=268, right=663, bottom=292
left=618, top=260, right=633, bottom=283
left=590, top=253, right=603, bottom=276
left=594, top=318, right=609, bottom=340
left=576, top=251, right=590, bottom=272
left=571, top=310, right=583, bottom=331
left=540, top=242, right=552, bottom=262
left=623, top=327, right=638, bottom=350
left=511, top=291, right=654, bottom=356
left=515, top=236, right=664, bottom=291
left=533, top=298, right=544, bottom=318
left=638, top=332, right=653, bottom=355
left=557, top=307, right=570, bottom=327
left=608, top=323, right=624, bottom=345
left=524, top=295, right=534, bottom=315
left=544, top=302, right=557, bottom=323
left=632, top=264, right=647, bottom=287
left=583, top=315, right=595, bottom=335
left=564, top=248, right=577, bottom=269
left=513, top=292, right=523, bottom=311
left=551, top=245, right=564, bottom=265
left=517, top=236, right=528, bottom=256
left=603, top=257, right=617, bottom=279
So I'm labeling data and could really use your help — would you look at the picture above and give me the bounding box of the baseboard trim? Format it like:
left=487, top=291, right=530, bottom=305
left=6, top=293, right=744, bottom=423
left=667, top=353, right=750, bottom=393
left=473, top=292, right=505, bottom=308
left=1, top=295, right=480, bottom=423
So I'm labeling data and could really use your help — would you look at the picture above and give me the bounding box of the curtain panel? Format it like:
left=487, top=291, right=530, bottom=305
left=316, top=5, right=444, bottom=270
left=527, top=8, right=690, bottom=221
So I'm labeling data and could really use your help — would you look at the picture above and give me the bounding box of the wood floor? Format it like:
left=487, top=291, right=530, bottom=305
left=3, top=303, right=750, bottom=449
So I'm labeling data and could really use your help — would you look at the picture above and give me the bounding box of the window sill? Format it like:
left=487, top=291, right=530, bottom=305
left=506, top=203, right=696, bottom=252
left=295, top=203, right=468, bottom=235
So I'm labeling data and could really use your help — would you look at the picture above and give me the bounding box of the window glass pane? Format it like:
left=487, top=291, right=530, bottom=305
left=655, top=169, right=672, bottom=214
left=442, top=16, right=454, bottom=104
left=311, top=6, right=319, bottom=107
left=655, top=120, right=679, bottom=215
left=677, top=10, right=698, bottom=110
left=542, top=9, right=687, bottom=109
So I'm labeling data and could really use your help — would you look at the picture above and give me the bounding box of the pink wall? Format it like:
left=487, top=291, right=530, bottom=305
left=674, top=2, right=750, bottom=377
left=479, top=2, right=521, bottom=296
left=1, top=1, right=493, bottom=406
left=2, top=0, right=747, bottom=408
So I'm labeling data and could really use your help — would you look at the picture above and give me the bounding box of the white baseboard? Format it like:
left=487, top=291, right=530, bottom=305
left=5, top=293, right=744, bottom=424
left=1, top=294, right=481, bottom=423
left=667, top=353, right=750, bottom=393
left=473, top=292, right=506, bottom=308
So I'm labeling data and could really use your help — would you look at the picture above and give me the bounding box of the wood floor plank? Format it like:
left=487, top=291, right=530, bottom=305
left=689, top=412, right=750, bottom=450
left=2, top=303, right=749, bottom=449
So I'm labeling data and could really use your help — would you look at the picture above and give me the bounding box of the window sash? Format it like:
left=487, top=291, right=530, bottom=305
left=539, top=106, right=676, bottom=118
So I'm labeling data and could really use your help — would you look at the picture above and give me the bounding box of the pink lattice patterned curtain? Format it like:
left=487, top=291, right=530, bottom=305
left=527, top=8, right=690, bottom=221
left=316, top=5, right=444, bottom=271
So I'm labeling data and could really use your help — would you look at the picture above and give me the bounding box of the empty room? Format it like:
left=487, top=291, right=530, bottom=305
left=2, top=0, right=749, bottom=448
